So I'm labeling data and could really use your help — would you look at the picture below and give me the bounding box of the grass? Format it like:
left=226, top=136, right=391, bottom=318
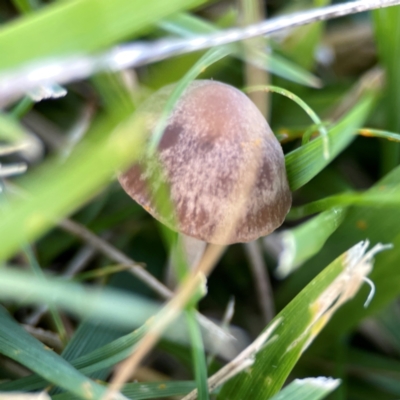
left=1, top=1, right=400, bottom=399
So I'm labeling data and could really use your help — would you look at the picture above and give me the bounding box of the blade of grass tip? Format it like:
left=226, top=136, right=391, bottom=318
left=273, top=207, right=347, bottom=279
left=358, top=128, right=400, bottom=142
left=244, top=85, right=329, bottom=159
left=148, top=46, right=230, bottom=153
left=269, top=377, right=341, bottom=400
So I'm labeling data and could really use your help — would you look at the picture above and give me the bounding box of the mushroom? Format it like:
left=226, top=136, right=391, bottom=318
left=118, top=80, right=291, bottom=271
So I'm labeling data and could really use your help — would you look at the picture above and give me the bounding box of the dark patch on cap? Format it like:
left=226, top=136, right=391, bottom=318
left=159, top=123, right=183, bottom=151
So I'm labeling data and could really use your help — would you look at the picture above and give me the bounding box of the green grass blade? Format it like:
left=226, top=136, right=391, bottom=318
left=0, top=0, right=205, bottom=72
left=274, top=208, right=346, bottom=278
left=0, top=306, right=108, bottom=399
left=286, top=92, right=376, bottom=191
left=186, top=308, right=209, bottom=400
left=269, top=377, right=340, bottom=400
left=218, top=241, right=388, bottom=399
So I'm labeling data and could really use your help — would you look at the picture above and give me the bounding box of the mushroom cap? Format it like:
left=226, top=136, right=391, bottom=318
left=119, top=80, right=291, bottom=245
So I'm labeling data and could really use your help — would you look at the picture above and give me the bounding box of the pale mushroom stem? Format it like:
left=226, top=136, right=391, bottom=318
left=166, top=234, right=207, bottom=287
left=180, top=233, right=207, bottom=270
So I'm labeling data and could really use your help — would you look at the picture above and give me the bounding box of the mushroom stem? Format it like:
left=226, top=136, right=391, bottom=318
left=166, top=234, right=207, bottom=287
left=180, top=233, right=207, bottom=270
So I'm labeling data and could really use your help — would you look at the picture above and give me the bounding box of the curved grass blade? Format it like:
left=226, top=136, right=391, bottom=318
left=245, top=85, right=329, bottom=157
left=217, top=241, right=390, bottom=400
left=285, top=92, right=376, bottom=191
left=358, top=127, right=400, bottom=142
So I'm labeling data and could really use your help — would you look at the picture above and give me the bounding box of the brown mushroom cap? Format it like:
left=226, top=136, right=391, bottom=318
left=119, top=80, right=291, bottom=245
